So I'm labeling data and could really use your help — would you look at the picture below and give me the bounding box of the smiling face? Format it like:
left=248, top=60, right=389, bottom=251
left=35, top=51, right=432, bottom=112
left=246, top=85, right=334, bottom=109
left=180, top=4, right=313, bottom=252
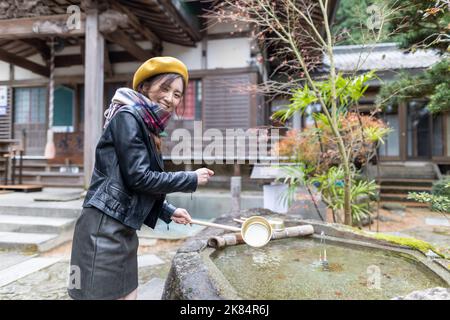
left=140, top=74, right=184, bottom=113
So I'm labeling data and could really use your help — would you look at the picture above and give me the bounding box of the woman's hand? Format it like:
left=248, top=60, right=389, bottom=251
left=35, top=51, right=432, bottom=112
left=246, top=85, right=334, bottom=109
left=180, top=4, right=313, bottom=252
left=195, top=168, right=214, bottom=186
left=171, top=208, right=192, bottom=225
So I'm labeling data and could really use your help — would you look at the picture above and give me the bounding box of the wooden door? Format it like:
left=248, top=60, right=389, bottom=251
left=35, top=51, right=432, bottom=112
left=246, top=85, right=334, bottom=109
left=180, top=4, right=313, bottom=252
left=379, top=103, right=402, bottom=160
left=406, top=100, right=432, bottom=160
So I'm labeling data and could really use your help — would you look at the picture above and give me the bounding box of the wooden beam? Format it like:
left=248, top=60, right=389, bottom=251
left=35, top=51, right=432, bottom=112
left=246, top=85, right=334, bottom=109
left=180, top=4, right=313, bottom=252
left=0, top=48, right=49, bottom=77
left=107, top=49, right=157, bottom=63
left=0, top=10, right=127, bottom=39
left=20, top=39, right=50, bottom=62
left=103, top=30, right=149, bottom=62
left=206, top=31, right=252, bottom=40
left=158, top=0, right=202, bottom=41
left=54, top=49, right=157, bottom=67
left=110, top=0, right=161, bottom=51
left=54, top=54, right=82, bottom=67
left=84, top=8, right=104, bottom=187
left=0, top=14, right=85, bottom=39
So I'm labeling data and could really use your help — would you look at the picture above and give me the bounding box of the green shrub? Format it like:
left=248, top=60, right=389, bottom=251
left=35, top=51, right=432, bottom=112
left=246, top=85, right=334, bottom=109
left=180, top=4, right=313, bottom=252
left=407, top=192, right=450, bottom=213
left=431, top=177, right=450, bottom=197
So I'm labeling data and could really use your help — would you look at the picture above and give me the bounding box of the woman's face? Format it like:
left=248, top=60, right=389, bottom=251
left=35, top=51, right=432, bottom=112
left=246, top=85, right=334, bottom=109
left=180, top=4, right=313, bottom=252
left=143, top=76, right=184, bottom=113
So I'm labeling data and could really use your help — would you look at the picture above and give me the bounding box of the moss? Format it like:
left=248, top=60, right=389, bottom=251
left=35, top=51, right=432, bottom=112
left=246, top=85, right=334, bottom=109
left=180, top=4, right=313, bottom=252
left=360, top=230, right=448, bottom=259
left=328, top=223, right=449, bottom=259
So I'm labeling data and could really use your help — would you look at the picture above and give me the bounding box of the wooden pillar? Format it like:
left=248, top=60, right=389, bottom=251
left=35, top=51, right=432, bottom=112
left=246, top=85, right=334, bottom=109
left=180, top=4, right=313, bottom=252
left=399, top=102, right=407, bottom=161
left=231, top=176, right=241, bottom=213
left=83, top=7, right=104, bottom=188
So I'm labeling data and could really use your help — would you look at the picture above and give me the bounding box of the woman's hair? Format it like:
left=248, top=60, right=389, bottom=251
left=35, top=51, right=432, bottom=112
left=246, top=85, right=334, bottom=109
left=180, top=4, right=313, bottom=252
left=136, top=73, right=186, bottom=117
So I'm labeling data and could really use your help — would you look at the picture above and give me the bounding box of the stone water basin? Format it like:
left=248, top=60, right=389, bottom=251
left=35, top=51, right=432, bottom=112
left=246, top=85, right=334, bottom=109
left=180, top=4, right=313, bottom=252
left=162, top=209, right=450, bottom=300
left=210, top=237, right=447, bottom=299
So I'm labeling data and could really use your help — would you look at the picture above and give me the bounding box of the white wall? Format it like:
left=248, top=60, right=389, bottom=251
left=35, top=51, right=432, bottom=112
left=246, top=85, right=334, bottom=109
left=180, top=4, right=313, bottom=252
left=207, top=38, right=251, bottom=69
left=162, top=41, right=202, bottom=70
left=112, top=61, right=141, bottom=75
left=54, top=65, right=84, bottom=76
left=14, top=54, right=46, bottom=80
left=0, top=61, right=10, bottom=81
left=162, top=38, right=253, bottom=71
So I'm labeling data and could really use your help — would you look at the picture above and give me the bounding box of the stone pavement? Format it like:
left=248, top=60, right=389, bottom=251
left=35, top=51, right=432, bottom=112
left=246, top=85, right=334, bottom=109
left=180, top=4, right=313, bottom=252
left=0, top=239, right=183, bottom=300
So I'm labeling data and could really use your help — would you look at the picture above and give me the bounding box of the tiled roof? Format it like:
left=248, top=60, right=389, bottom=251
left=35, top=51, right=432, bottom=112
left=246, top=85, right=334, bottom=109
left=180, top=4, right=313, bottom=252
left=322, top=42, right=443, bottom=71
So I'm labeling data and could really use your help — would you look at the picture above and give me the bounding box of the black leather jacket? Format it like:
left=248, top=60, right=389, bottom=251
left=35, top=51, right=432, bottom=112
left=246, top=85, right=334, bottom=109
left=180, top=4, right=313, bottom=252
left=82, top=105, right=198, bottom=230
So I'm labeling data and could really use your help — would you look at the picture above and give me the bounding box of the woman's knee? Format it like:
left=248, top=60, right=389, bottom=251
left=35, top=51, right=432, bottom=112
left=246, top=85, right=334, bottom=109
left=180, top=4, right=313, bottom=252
left=117, top=288, right=138, bottom=300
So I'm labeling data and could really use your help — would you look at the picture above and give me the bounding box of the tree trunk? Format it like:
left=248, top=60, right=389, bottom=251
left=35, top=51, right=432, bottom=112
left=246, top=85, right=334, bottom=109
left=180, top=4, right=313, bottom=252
left=343, top=169, right=352, bottom=225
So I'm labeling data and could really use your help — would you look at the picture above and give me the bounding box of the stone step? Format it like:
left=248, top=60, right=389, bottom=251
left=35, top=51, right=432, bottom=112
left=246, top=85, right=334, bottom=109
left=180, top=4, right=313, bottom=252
left=12, top=163, right=83, bottom=173
left=0, top=256, right=61, bottom=288
left=137, top=278, right=166, bottom=300
left=378, top=178, right=435, bottom=186
left=0, top=230, right=73, bottom=252
left=379, top=185, right=433, bottom=195
left=380, top=185, right=432, bottom=192
left=0, top=252, right=36, bottom=272
left=0, top=231, right=72, bottom=252
left=379, top=193, right=433, bottom=207
left=11, top=158, right=82, bottom=167
left=381, top=200, right=429, bottom=208
left=9, top=168, right=85, bottom=188
left=367, top=163, right=438, bottom=180
left=380, top=193, right=412, bottom=201
left=0, top=215, right=75, bottom=233
left=19, top=172, right=84, bottom=187
left=0, top=205, right=81, bottom=219
left=19, top=180, right=84, bottom=188
left=20, top=171, right=83, bottom=177
left=138, top=254, right=165, bottom=268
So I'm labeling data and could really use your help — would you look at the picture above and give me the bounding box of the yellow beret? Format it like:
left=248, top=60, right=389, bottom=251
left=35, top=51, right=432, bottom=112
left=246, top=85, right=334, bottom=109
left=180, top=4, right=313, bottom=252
left=133, top=56, right=189, bottom=91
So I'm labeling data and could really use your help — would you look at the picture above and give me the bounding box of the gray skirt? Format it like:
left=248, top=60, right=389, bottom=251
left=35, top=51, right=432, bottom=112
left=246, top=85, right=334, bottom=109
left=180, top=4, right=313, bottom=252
left=67, top=206, right=138, bottom=300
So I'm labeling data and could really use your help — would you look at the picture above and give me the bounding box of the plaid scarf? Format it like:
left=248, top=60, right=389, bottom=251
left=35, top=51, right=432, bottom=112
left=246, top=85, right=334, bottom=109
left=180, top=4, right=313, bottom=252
left=103, top=87, right=171, bottom=136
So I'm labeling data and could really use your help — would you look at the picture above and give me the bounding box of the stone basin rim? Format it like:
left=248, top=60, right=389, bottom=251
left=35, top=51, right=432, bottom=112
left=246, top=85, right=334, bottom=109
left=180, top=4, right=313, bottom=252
left=202, top=234, right=450, bottom=299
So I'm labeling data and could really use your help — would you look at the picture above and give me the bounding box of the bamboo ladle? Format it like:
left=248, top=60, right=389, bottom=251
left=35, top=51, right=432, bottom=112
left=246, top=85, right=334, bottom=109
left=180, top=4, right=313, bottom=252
left=189, top=216, right=273, bottom=247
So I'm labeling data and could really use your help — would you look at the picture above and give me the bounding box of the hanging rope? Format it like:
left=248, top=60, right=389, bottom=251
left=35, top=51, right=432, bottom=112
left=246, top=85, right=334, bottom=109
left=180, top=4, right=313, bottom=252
left=44, top=37, right=55, bottom=159
left=49, top=38, right=54, bottom=130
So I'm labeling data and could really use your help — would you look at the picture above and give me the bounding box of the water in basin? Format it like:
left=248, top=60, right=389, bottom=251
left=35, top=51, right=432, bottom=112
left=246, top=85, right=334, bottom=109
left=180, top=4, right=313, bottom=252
left=211, top=238, right=447, bottom=299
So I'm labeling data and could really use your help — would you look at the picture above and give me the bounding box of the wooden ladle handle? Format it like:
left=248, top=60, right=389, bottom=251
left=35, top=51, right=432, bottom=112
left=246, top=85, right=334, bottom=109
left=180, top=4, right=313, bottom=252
left=190, top=219, right=241, bottom=232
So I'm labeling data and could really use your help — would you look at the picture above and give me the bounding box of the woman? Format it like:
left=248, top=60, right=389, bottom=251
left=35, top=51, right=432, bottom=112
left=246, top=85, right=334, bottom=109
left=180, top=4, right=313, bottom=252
left=68, top=56, right=214, bottom=300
